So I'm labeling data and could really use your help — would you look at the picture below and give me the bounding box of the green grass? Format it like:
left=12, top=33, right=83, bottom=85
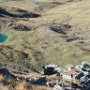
left=4, top=27, right=90, bottom=70
left=1, top=0, right=90, bottom=70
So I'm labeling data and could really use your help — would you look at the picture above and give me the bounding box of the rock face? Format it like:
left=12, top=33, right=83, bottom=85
left=42, top=62, right=90, bottom=90
left=0, top=68, right=16, bottom=81
left=81, top=62, right=90, bottom=72
left=0, top=62, right=90, bottom=90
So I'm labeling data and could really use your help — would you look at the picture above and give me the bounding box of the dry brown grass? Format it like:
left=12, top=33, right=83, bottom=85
left=0, top=75, right=4, bottom=81
left=0, top=83, right=9, bottom=90
left=15, top=81, right=33, bottom=90
left=0, top=76, right=51, bottom=90
left=0, top=69, right=51, bottom=90
left=33, top=86, right=51, bottom=90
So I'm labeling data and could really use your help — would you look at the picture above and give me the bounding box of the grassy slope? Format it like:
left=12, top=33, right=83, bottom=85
left=1, top=0, right=90, bottom=70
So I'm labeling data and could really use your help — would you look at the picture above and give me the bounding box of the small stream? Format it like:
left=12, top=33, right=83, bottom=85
left=0, top=34, right=8, bottom=43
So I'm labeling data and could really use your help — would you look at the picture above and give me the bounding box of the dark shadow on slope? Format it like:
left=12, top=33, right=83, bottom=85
left=66, top=37, right=78, bottom=42
left=0, top=68, right=17, bottom=81
left=0, top=7, right=41, bottom=18
left=13, top=24, right=32, bottom=31
left=67, top=0, right=82, bottom=2
left=0, top=14, right=5, bottom=17
left=32, top=77, right=47, bottom=85
left=19, top=13, right=41, bottom=18
left=16, top=9, right=27, bottom=13
left=16, top=8, right=41, bottom=18
left=50, top=24, right=71, bottom=35
left=0, top=7, right=18, bottom=17
left=52, top=2, right=62, bottom=5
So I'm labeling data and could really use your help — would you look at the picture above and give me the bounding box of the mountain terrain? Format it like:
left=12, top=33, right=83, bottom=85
left=0, top=0, right=90, bottom=71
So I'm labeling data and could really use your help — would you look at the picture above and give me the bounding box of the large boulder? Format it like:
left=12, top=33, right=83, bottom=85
left=75, top=72, right=84, bottom=80
left=43, top=64, right=62, bottom=75
left=81, top=62, right=90, bottom=72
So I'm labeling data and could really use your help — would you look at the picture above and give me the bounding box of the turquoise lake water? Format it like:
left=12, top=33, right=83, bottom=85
left=0, top=34, right=8, bottom=43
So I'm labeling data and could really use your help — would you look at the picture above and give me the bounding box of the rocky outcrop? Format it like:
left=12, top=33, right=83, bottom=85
left=0, top=7, right=41, bottom=18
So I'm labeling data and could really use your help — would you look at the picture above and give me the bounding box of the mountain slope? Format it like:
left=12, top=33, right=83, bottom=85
left=0, top=0, right=90, bottom=71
